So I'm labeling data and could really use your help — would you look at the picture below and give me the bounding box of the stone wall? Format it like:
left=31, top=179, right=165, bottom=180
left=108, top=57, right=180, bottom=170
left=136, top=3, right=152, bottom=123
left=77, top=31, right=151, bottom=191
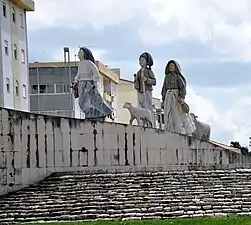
left=1, top=169, right=251, bottom=223
left=0, top=107, right=250, bottom=196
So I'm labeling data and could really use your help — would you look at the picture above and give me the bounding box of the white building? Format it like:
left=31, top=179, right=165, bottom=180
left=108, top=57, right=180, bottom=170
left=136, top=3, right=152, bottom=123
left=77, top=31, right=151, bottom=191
left=1, top=0, right=34, bottom=111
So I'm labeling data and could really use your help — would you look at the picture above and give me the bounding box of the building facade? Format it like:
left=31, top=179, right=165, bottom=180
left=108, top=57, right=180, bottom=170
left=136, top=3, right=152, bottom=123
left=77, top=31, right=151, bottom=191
left=116, top=78, right=139, bottom=125
left=29, top=61, right=119, bottom=121
left=0, top=0, right=34, bottom=111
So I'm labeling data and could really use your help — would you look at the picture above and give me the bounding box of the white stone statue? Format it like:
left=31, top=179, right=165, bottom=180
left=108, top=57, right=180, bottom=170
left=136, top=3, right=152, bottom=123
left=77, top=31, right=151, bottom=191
left=134, top=52, right=156, bottom=112
left=161, top=60, right=196, bottom=136
left=123, top=102, right=153, bottom=127
left=190, top=113, right=211, bottom=140
left=73, top=47, right=113, bottom=121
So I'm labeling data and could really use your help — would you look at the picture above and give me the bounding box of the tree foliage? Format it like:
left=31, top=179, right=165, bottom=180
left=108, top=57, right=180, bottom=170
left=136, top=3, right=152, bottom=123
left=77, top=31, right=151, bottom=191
left=230, top=141, right=249, bottom=155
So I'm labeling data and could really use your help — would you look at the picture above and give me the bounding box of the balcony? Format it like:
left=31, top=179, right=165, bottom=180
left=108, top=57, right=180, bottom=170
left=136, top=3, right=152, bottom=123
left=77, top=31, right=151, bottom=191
left=12, top=0, right=35, bottom=11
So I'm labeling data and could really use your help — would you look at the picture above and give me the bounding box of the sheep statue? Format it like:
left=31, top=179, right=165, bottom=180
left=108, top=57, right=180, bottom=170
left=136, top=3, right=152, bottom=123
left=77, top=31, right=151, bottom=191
left=190, top=113, right=211, bottom=141
left=123, top=102, right=153, bottom=127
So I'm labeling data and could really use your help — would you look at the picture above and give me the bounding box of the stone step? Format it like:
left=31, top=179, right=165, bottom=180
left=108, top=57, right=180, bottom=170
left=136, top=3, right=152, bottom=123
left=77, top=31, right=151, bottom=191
left=1, top=170, right=251, bottom=223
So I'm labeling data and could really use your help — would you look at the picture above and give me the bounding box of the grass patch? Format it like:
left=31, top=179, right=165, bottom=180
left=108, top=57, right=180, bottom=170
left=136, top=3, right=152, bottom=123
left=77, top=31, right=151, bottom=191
left=27, top=216, right=251, bottom=225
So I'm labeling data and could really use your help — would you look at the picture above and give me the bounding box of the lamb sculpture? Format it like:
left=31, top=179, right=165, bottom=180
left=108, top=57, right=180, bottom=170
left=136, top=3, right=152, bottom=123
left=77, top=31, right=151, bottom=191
left=190, top=113, right=211, bottom=141
left=123, top=102, right=153, bottom=127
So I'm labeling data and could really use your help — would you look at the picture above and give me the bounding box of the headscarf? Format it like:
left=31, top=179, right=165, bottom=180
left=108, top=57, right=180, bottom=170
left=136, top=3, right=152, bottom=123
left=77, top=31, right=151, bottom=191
left=139, top=52, right=153, bottom=70
left=165, top=60, right=187, bottom=87
left=79, top=47, right=95, bottom=64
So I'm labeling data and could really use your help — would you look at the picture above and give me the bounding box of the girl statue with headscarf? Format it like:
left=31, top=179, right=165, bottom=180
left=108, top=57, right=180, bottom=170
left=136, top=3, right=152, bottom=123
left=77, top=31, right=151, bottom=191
left=161, top=60, right=196, bottom=136
left=73, top=47, right=113, bottom=121
left=134, top=52, right=156, bottom=113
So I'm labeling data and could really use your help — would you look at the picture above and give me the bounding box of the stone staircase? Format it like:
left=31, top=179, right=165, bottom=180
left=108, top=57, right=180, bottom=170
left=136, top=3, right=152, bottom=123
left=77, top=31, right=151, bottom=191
left=1, top=169, right=251, bottom=224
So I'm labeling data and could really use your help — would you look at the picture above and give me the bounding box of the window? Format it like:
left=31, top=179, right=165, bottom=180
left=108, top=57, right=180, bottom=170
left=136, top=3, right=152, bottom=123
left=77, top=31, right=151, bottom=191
left=12, top=7, right=16, bottom=23
left=13, top=44, right=17, bottom=59
left=31, top=85, right=38, bottom=94
left=39, top=85, right=46, bottom=93
left=2, top=2, right=6, bottom=18
left=20, top=14, right=24, bottom=28
left=15, top=80, right=19, bottom=95
left=31, top=84, right=55, bottom=94
left=6, top=78, right=10, bottom=93
left=56, top=84, right=63, bottom=93
left=22, top=85, right=26, bottom=98
left=21, top=49, right=25, bottom=63
left=56, top=83, right=70, bottom=93
left=45, top=84, right=54, bottom=93
left=63, top=84, right=70, bottom=93
left=4, top=40, right=8, bottom=55
left=103, top=77, right=112, bottom=95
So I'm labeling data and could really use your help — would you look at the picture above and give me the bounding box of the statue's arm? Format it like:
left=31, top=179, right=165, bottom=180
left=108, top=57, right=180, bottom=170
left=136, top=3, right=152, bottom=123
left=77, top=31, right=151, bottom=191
left=134, top=72, right=140, bottom=91
left=177, top=75, right=186, bottom=99
left=73, top=70, right=79, bottom=83
left=146, top=70, right=156, bottom=86
left=134, top=73, right=138, bottom=83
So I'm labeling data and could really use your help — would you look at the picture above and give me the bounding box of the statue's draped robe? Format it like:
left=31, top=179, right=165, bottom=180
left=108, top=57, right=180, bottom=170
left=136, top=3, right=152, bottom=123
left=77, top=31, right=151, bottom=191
left=74, top=60, right=113, bottom=119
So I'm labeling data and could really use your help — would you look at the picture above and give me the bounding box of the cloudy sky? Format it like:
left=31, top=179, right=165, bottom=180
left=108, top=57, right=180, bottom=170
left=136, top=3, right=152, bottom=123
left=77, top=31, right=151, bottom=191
left=27, top=0, right=251, bottom=147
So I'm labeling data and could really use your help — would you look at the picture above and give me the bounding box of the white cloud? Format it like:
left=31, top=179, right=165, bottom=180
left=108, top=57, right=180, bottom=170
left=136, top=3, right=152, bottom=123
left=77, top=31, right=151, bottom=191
left=221, top=96, right=251, bottom=147
left=27, top=0, right=146, bottom=30
left=186, top=87, right=219, bottom=123
left=139, top=0, right=251, bottom=60
left=28, top=0, right=251, bottom=61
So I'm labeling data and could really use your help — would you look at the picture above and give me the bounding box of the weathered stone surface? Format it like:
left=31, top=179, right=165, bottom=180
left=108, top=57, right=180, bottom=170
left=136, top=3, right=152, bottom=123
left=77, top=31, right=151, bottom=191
left=1, top=169, right=251, bottom=223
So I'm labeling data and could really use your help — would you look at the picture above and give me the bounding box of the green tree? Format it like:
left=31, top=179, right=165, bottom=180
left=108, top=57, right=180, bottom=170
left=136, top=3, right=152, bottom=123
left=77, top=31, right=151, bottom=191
left=230, top=141, right=249, bottom=155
